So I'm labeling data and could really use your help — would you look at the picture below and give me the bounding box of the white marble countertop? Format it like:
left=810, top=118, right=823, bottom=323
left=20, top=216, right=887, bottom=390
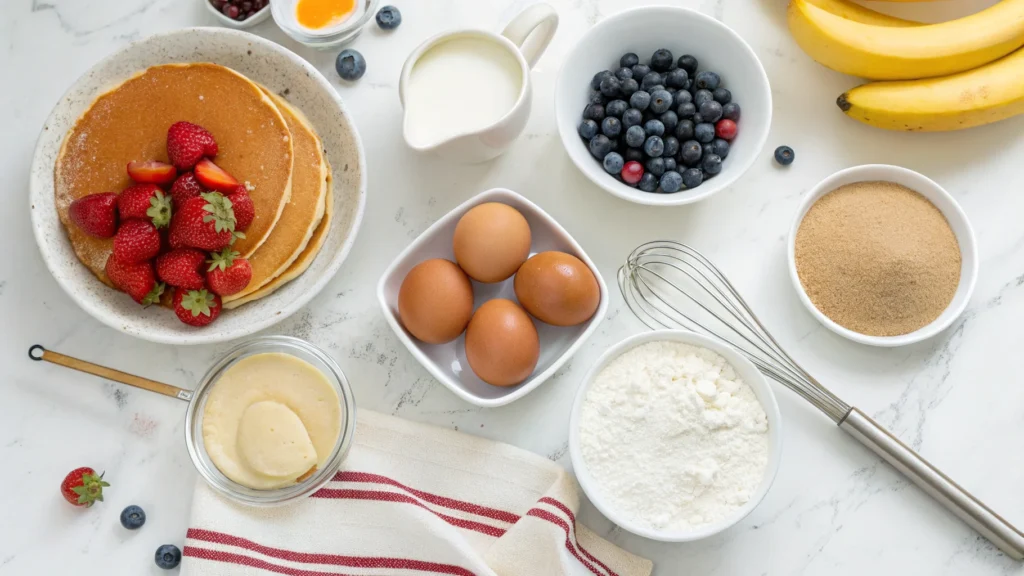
left=3, top=0, right=1023, bottom=574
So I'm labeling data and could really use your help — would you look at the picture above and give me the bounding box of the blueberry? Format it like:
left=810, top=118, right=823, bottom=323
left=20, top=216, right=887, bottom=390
left=650, top=85, right=666, bottom=94
left=646, top=157, right=666, bottom=177
left=640, top=72, right=663, bottom=91
left=663, top=136, right=680, bottom=158
left=649, top=89, right=673, bottom=114
left=120, top=505, right=146, bottom=530
left=682, top=168, right=703, bottom=189
left=664, top=157, right=677, bottom=172
left=676, top=102, right=696, bottom=119
left=587, top=90, right=605, bottom=105
left=629, top=90, right=651, bottom=111
left=710, top=138, right=730, bottom=158
left=775, top=145, right=795, bottom=166
left=577, top=119, right=598, bottom=140
left=589, top=134, right=613, bottom=159
left=658, top=111, right=678, bottom=134
left=615, top=67, right=633, bottom=82
left=335, top=49, right=366, bottom=81
left=644, top=135, right=664, bottom=157
left=694, top=70, right=721, bottom=90
left=665, top=68, right=689, bottom=89
left=620, top=52, right=640, bottom=68
left=622, top=108, right=643, bottom=128
left=722, top=102, right=741, bottom=121
left=155, top=545, right=182, bottom=570
left=644, top=119, right=665, bottom=136
left=603, top=152, right=625, bottom=174
left=677, top=54, right=698, bottom=75
left=631, top=64, right=651, bottom=80
left=713, top=87, right=732, bottom=104
left=605, top=99, right=628, bottom=118
left=680, top=140, right=702, bottom=166
left=660, top=170, right=683, bottom=193
left=675, top=119, right=695, bottom=140
left=675, top=89, right=693, bottom=105
left=694, top=123, right=715, bottom=143
left=601, top=116, right=622, bottom=138
left=591, top=70, right=614, bottom=90
left=625, top=125, right=646, bottom=147
left=583, top=103, right=605, bottom=122
left=599, top=75, right=621, bottom=97
left=620, top=78, right=639, bottom=96
left=638, top=172, right=659, bottom=192
left=625, top=148, right=644, bottom=162
left=608, top=138, right=620, bottom=151
left=699, top=100, right=723, bottom=123
left=684, top=78, right=694, bottom=91
left=702, top=153, right=723, bottom=175
left=691, top=113, right=705, bottom=125
left=694, top=89, right=714, bottom=108
left=375, top=5, right=401, bottom=29
left=651, top=49, right=674, bottom=72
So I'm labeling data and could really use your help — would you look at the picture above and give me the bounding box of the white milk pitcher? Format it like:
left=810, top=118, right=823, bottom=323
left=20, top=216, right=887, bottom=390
left=399, top=4, right=558, bottom=163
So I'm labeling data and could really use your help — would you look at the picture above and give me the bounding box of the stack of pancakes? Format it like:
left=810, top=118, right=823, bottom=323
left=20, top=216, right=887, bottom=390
left=54, top=63, right=333, bottom=310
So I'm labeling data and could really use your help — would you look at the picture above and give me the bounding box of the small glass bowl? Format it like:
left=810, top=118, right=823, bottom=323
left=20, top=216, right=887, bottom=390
left=184, top=335, right=357, bottom=506
left=271, top=0, right=380, bottom=50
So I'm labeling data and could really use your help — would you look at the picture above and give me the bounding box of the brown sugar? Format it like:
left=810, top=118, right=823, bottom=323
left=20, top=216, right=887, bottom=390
left=794, top=181, right=961, bottom=337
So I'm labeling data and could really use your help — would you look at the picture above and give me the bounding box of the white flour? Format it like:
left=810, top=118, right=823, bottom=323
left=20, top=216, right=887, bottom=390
left=579, top=341, right=769, bottom=532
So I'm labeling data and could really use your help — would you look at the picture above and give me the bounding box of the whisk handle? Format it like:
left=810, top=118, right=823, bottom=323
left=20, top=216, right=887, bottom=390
left=840, top=407, right=1024, bottom=560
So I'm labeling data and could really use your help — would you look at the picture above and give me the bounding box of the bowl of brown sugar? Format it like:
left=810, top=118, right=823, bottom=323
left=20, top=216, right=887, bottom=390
left=787, top=165, right=978, bottom=347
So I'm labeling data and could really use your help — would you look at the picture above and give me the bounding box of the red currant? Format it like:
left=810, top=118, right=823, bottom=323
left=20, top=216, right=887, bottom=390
left=621, top=161, right=644, bottom=185
left=716, top=119, right=737, bottom=141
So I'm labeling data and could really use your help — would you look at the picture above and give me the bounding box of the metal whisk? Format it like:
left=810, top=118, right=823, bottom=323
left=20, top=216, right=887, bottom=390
left=619, top=240, right=1024, bottom=560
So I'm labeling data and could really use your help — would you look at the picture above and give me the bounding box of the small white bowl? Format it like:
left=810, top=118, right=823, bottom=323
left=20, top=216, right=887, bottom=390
left=376, top=188, right=609, bottom=408
left=202, top=0, right=272, bottom=29
left=554, top=6, right=771, bottom=206
left=569, top=329, right=782, bottom=542
left=787, top=164, right=978, bottom=347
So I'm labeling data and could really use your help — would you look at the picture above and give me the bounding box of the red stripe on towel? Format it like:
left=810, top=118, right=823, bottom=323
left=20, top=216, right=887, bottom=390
left=311, top=488, right=507, bottom=537
left=184, top=547, right=354, bottom=576
left=539, top=497, right=619, bottom=576
left=526, top=509, right=611, bottom=576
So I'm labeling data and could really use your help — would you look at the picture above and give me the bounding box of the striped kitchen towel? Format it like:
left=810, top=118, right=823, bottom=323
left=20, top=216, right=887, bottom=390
left=181, top=409, right=652, bottom=576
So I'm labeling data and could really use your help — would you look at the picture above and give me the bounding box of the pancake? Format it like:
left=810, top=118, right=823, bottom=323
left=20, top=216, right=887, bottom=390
left=223, top=88, right=328, bottom=306
left=55, top=63, right=293, bottom=285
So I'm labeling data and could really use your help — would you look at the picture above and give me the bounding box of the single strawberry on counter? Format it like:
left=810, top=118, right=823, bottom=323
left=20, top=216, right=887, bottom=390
left=113, top=220, right=162, bottom=264
left=194, top=158, right=239, bottom=192
left=169, top=172, right=206, bottom=208
left=169, top=192, right=239, bottom=251
left=167, top=121, right=218, bottom=170
left=106, top=255, right=164, bottom=305
left=226, top=186, right=254, bottom=232
left=156, top=248, right=207, bottom=290
left=127, top=160, right=177, bottom=185
left=118, top=184, right=172, bottom=229
left=60, top=467, right=109, bottom=507
left=174, top=288, right=222, bottom=327
left=69, top=192, right=119, bottom=238
left=206, top=248, right=252, bottom=296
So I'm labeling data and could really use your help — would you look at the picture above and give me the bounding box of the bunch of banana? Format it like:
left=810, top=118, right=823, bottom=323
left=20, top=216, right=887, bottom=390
left=789, top=0, right=1024, bottom=131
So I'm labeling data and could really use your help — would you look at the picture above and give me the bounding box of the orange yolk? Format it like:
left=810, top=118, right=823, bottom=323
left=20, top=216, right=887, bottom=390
left=295, top=0, right=356, bottom=29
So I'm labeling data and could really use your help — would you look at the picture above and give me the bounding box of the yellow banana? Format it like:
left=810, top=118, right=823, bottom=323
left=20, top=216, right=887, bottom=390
left=804, top=0, right=919, bottom=27
left=788, top=0, right=1024, bottom=80
left=837, top=46, right=1024, bottom=131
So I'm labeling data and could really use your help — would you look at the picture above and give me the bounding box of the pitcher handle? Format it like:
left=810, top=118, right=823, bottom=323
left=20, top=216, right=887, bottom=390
left=502, top=3, right=559, bottom=69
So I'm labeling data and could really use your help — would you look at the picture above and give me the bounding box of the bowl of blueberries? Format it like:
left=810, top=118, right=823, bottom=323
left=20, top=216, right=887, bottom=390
left=555, top=6, right=771, bottom=205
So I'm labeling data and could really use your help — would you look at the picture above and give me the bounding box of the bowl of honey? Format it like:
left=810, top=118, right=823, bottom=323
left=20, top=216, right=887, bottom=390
left=272, top=0, right=379, bottom=49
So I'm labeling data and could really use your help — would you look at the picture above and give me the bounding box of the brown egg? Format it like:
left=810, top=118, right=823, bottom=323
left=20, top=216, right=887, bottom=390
left=514, top=251, right=600, bottom=327
left=398, top=259, right=474, bottom=344
left=464, top=299, right=539, bottom=387
left=453, top=202, right=531, bottom=283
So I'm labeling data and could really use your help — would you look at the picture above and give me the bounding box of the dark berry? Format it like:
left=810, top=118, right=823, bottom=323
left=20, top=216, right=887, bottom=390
left=603, top=152, right=625, bottom=174
left=658, top=111, right=678, bottom=134
left=722, top=102, right=741, bottom=121
left=649, top=89, right=673, bottom=114
left=716, top=119, right=737, bottom=140
left=621, top=161, right=644, bottom=185
left=601, top=116, right=622, bottom=138
left=625, top=125, right=646, bottom=147
left=629, top=91, right=651, bottom=111
left=335, top=49, right=366, bottom=81
left=589, top=134, right=613, bottom=159
left=775, top=145, right=795, bottom=166
left=651, top=49, right=674, bottom=72
left=625, top=148, right=644, bottom=162
left=632, top=64, right=651, bottom=79
left=664, top=157, right=677, bottom=172
left=675, top=89, right=693, bottom=105
left=713, top=87, right=732, bottom=104
left=699, top=100, right=723, bottom=123
left=578, top=119, right=598, bottom=140
left=375, top=5, right=401, bottom=29
left=644, top=119, right=665, bottom=137
left=677, top=102, right=696, bottom=119
left=694, top=123, right=715, bottom=144
left=599, top=75, right=621, bottom=97
left=702, top=154, right=723, bottom=175
left=663, top=136, right=680, bottom=158
left=622, top=108, right=643, bottom=128
left=615, top=67, right=633, bottom=81
left=641, top=72, right=663, bottom=91
left=677, top=54, right=698, bottom=75
left=638, top=172, right=659, bottom=192
left=588, top=90, right=605, bottom=105
left=680, top=140, right=702, bottom=166
left=620, top=78, right=639, bottom=96
left=691, top=113, right=705, bottom=125
left=675, top=119, right=695, bottom=140
left=223, top=4, right=239, bottom=18
left=605, top=99, right=628, bottom=118
left=583, top=103, right=605, bottom=121
left=682, top=168, right=704, bottom=189
left=710, top=138, right=730, bottom=158
left=646, top=157, right=666, bottom=177
left=660, top=170, right=683, bottom=193
left=120, top=505, right=146, bottom=530
left=694, top=70, right=721, bottom=90
left=694, top=89, right=714, bottom=108
left=591, top=70, right=614, bottom=90
left=620, top=53, right=640, bottom=68
left=665, top=68, right=689, bottom=89
left=643, top=135, right=664, bottom=157
left=650, top=85, right=666, bottom=93
left=155, top=545, right=182, bottom=570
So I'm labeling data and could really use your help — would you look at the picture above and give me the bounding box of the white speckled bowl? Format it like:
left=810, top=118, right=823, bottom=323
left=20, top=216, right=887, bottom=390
left=29, top=28, right=366, bottom=345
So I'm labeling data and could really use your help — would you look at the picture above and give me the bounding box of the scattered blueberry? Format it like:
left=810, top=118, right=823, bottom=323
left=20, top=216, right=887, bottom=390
left=120, top=505, right=146, bottom=530
left=629, top=91, right=651, bottom=111
left=651, top=49, right=674, bottom=72
left=665, top=68, right=689, bottom=89
left=649, top=90, right=673, bottom=114
left=335, top=49, right=366, bottom=81
left=702, top=154, right=723, bottom=175
left=660, top=170, right=683, bottom=193
left=722, top=102, right=741, bottom=121
left=583, top=103, right=605, bottom=121
left=677, top=54, right=698, bottom=75
left=644, top=135, right=664, bottom=157
left=603, top=152, right=625, bottom=174
left=713, top=87, right=732, bottom=104
left=663, top=136, right=680, bottom=158
left=680, top=140, right=702, bottom=166
left=592, top=70, right=614, bottom=90
left=658, top=111, right=678, bottom=134
left=775, top=145, right=795, bottom=166
left=599, top=75, right=621, bottom=97
left=646, top=157, right=666, bottom=177
left=622, top=108, right=643, bottom=128
left=643, top=119, right=665, bottom=137
left=155, top=545, right=182, bottom=570
left=605, top=99, right=629, bottom=118
left=625, top=125, right=646, bottom=147
left=375, top=5, right=402, bottom=29
left=694, top=70, right=721, bottom=90
left=625, top=148, right=644, bottom=162
left=601, top=117, right=622, bottom=138
left=620, top=78, right=639, bottom=96
left=589, top=134, right=613, bottom=159
left=631, top=63, right=651, bottom=79
left=699, top=100, right=723, bottom=123
left=638, top=172, right=659, bottom=192
left=640, top=72, right=663, bottom=91
left=675, top=119, right=695, bottom=141
left=710, top=138, right=730, bottom=158
left=693, top=89, right=714, bottom=108
left=677, top=102, right=696, bottom=119
left=620, top=52, right=640, bottom=68
left=682, top=168, right=704, bottom=189
left=664, top=157, right=678, bottom=172
left=694, top=123, right=716, bottom=143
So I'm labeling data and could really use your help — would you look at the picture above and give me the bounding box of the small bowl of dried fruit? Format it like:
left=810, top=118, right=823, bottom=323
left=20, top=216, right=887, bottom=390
left=205, top=0, right=271, bottom=28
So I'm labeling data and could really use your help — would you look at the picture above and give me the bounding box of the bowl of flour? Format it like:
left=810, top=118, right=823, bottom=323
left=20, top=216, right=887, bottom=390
left=569, top=330, right=782, bottom=542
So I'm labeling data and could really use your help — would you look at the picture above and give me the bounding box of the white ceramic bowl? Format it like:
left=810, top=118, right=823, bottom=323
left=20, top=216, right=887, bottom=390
left=787, top=165, right=978, bottom=347
left=202, top=0, right=272, bottom=29
left=30, top=28, right=367, bottom=345
left=554, top=6, right=771, bottom=206
left=377, top=188, right=609, bottom=407
left=569, top=329, right=782, bottom=542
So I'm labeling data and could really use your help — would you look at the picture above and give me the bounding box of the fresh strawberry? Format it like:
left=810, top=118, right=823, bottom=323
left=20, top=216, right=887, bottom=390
left=226, top=187, right=254, bottom=231
left=69, top=192, right=119, bottom=238
left=105, top=255, right=164, bottom=305
left=168, top=192, right=239, bottom=251
left=166, top=121, right=218, bottom=170
left=118, top=183, right=172, bottom=228
left=206, top=248, right=252, bottom=296
left=194, top=158, right=239, bottom=192
left=169, top=172, right=206, bottom=208
left=126, top=160, right=176, bottom=185
left=60, top=467, right=110, bottom=507
left=113, top=220, right=161, bottom=264
left=173, top=288, right=222, bottom=327
left=156, top=248, right=206, bottom=289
